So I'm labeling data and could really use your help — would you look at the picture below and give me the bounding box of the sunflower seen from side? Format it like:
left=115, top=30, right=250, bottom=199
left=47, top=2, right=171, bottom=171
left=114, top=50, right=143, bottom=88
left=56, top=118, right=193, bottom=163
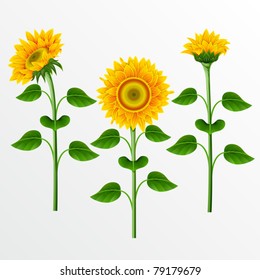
left=9, top=29, right=63, bottom=84
left=98, top=57, right=173, bottom=131
left=182, top=29, right=229, bottom=63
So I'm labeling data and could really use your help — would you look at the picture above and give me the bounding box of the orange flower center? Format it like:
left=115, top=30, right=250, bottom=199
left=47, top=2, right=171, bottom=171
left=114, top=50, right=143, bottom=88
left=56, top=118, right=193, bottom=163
left=117, top=78, right=151, bottom=112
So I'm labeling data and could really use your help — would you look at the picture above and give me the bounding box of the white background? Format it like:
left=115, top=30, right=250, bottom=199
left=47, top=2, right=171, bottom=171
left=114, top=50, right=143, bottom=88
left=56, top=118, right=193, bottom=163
left=0, top=0, right=259, bottom=260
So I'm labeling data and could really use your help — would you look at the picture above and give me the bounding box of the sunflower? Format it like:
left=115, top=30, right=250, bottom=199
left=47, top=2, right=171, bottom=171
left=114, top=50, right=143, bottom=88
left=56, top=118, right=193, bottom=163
left=98, top=57, right=173, bottom=131
left=182, top=29, right=229, bottom=63
left=9, top=29, right=63, bottom=84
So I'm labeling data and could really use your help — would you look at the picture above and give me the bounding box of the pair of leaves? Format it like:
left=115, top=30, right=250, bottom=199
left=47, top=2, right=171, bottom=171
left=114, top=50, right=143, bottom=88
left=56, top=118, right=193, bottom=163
left=40, top=115, right=70, bottom=130
left=12, top=131, right=98, bottom=161
left=167, top=135, right=253, bottom=165
left=173, top=88, right=251, bottom=113
left=91, top=125, right=170, bottom=149
left=118, top=156, right=148, bottom=171
left=195, top=119, right=225, bottom=134
left=91, top=172, right=177, bottom=203
left=17, top=85, right=96, bottom=108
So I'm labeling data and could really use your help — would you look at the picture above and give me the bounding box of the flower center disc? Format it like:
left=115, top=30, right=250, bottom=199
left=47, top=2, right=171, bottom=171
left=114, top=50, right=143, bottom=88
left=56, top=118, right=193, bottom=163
left=26, top=48, right=48, bottom=70
left=117, top=78, right=151, bottom=112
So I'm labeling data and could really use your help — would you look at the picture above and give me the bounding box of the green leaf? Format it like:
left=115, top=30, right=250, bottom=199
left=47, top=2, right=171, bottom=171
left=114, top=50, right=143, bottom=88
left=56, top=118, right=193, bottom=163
left=67, top=88, right=96, bottom=107
left=16, top=84, right=42, bottom=102
left=69, top=141, right=99, bottom=161
left=172, top=88, right=197, bottom=105
left=147, top=171, right=177, bottom=192
left=135, top=156, right=149, bottom=170
left=222, top=92, right=251, bottom=112
left=40, top=116, right=54, bottom=129
left=118, top=156, right=149, bottom=171
left=91, top=129, right=120, bottom=149
left=195, top=119, right=209, bottom=133
left=167, top=135, right=197, bottom=155
left=91, top=182, right=121, bottom=203
left=195, top=119, right=225, bottom=134
left=56, top=115, right=70, bottom=129
left=212, top=119, right=225, bottom=133
left=40, top=115, right=70, bottom=130
left=145, top=125, right=170, bottom=142
left=12, top=130, right=42, bottom=151
left=224, top=144, right=254, bottom=164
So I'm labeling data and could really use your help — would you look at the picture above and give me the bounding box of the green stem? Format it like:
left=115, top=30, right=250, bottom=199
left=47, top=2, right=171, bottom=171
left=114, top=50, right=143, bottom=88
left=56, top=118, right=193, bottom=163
left=130, top=128, right=137, bottom=238
left=41, top=90, right=53, bottom=106
left=212, top=152, right=224, bottom=171
left=135, top=132, right=145, bottom=147
left=56, top=96, right=67, bottom=114
left=119, top=136, right=132, bottom=153
left=41, top=138, right=54, bottom=158
left=121, top=190, right=132, bottom=208
left=45, top=72, right=59, bottom=211
left=198, top=94, right=208, bottom=110
left=211, top=100, right=222, bottom=117
left=197, top=143, right=209, bottom=162
left=57, top=149, right=70, bottom=167
left=202, top=62, right=213, bottom=213
left=136, top=179, right=148, bottom=196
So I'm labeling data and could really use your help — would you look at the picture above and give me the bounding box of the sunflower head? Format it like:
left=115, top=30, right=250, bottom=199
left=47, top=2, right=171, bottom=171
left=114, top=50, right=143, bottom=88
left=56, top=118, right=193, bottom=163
left=9, top=29, right=63, bottom=84
left=182, top=29, right=229, bottom=63
left=98, top=57, right=173, bottom=131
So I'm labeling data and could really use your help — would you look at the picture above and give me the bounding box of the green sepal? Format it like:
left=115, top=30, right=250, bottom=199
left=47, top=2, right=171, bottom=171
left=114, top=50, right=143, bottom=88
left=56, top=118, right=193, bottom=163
left=172, top=88, right=197, bottom=105
left=91, top=182, right=121, bottom=203
left=67, top=88, right=96, bottom=107
left=222, top=92, right=251, bottom=112
left=195, top=119, right=225, bottom=134
left=68, top=141, right=99, bottom=161
left=145, top=125, right=170, bottom=142
left=40, top=115, right=70, bottom=130
left=12, top=130, right=42, bottom=151
left=32, top=58, right=62, bottom=82
left=91, top=129, right=120, bottom=149
left=167, top=135, right=197, bottom=155
left=194, top=51, right=220, bottom=63
left=118, top=156, right=148, bottom=171
left=16, top=84, right=42, bottom=102
left=147, top=171, right=177, bottom=192
left=224, top=144, right=254, bottom=164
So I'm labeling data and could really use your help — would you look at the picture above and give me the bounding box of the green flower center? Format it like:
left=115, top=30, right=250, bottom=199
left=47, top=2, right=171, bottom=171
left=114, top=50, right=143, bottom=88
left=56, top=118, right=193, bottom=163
left=26, top=48, right=48, bottom=70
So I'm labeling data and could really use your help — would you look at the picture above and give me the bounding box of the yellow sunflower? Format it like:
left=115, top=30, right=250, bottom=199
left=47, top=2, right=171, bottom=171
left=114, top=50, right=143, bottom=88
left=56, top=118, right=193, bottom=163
left=9, top=29, right=63, bottom=84
left=183, top=29, right=229, bottom=63
left=98, top=57, right=173, bottom=131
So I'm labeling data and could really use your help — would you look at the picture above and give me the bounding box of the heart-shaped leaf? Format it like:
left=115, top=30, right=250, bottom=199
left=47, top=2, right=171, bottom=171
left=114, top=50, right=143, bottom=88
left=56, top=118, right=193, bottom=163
left=195, top=119, right=225, bottom=134
left=224, top=144, right=254, bottom=164
left=167, top=135, right=197, bottom=155
left=56, top=115, right=70, bottom=129
left=91, top=182, right=121, bottom=203
left=212, top=119, right=225, bottom=133
left=12, top=130, right=42, bottom=151
left=172, top=88, right=197, bottom=105
left=40, top=116, right=54, bottom=129
left=16, top=84, right=42, bottom=102
left=145, top=125, right=170, bottom=142
left=222, top=92, right=251, bottom=112
left=69, top=141, right=99, bottom=161
left=40, top=115, right=70, bottom=130
left=91, top=129, right=120, bottom=149
left=195, top=119, right=209, bottom=133
left=147, top=171, right=177, bottom=192
left=67, top=88, right=96, bottom=107
left=118, top=156, right=149, bottom=171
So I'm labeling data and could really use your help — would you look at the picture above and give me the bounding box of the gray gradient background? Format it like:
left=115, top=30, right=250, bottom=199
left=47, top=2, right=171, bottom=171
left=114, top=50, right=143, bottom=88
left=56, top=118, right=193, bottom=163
left=0, top=0, right=259, bottom=259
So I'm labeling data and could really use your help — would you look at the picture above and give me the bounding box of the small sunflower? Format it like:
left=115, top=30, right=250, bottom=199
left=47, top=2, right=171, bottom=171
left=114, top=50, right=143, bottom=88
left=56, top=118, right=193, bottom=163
left=182, top=29, right=229, bottom=63
left=9, top=29, right=63, bottom=84
left=98, top=57, right=173, bottom=131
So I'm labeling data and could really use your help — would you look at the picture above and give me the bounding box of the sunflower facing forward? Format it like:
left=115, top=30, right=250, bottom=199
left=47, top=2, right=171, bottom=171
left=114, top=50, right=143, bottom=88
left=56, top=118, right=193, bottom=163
left=9, top=29, right=63, bottom=84
left=98, top=57, right=173, bottom=131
